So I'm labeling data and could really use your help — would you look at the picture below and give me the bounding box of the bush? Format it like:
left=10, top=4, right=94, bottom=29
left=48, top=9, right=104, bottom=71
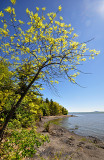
left=8, top=119, right=21, bottom=129
left=44, top=121, right=51, bottom=132
left=0, top=128, right=49, bottom=159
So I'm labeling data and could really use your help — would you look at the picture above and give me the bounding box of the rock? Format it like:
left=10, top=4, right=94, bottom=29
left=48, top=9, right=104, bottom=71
left=97, top=145, right=104, bottom=149
left=77, top=141, right=85, bottom=147
left=88, top=136, right=101, bottom=144
left=61, top=137, right=74, bottom=146
left=49, top=124, right=65, bottom=136
left=85, top=145, right=95, bottom=149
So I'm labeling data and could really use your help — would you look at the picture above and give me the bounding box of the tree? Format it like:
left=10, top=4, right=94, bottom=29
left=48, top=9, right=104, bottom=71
left=0, top=0, right=100, bottom=140
left=45, top=98, right=49, bottom=104
left=62, top=107, right=68, bottom=115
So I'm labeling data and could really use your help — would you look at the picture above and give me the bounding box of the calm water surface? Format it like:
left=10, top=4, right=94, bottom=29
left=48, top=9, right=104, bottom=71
left=60, top=112, right=104, bottom=141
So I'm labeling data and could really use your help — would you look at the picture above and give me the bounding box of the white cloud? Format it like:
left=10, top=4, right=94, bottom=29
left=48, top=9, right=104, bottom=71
left=96, top=1, right=104, bottom=18
left=83, top=0, right=104, bottom=19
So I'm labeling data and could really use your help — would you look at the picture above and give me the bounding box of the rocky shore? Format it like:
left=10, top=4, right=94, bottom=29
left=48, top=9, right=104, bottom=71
left=27, top=115, right=104, bottom=160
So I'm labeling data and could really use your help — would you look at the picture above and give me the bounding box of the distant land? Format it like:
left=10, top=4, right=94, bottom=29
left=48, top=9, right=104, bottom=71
left=69, top=111, right=104, bottom=113
left=94, top=111, right=104, bottom=113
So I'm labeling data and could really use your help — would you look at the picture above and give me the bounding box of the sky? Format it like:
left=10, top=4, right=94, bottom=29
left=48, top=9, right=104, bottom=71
left=0, top=0, right=104, bottom=112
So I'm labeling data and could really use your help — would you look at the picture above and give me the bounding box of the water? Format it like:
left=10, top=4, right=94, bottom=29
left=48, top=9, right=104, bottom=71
left=60, top=112, right=104, bottom=141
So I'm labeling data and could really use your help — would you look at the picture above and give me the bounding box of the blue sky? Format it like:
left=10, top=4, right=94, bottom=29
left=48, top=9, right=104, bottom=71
left=0, top=0, right=104, bottom=112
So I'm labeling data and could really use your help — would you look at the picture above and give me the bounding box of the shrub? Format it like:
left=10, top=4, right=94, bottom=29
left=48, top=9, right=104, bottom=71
left=0, top=128, right=49, bottom=159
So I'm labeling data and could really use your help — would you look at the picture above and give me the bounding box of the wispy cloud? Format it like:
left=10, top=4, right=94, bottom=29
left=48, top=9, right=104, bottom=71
left=82, top=0, right=104, bottom=27
left=96, top=1, right=104, bottom=18
left=83, top=0, right=104, bottom=18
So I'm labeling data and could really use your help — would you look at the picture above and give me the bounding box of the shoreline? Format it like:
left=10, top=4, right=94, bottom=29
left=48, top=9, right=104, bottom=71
left=33, top=115, right=104, bottom=160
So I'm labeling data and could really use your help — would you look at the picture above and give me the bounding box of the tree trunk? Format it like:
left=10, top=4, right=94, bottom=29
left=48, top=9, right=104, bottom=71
left=0, top=93, right=25, bottom=141
left=0, top=107, right=15, bottom=141
left=0, top=67, right=43, bottom=141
